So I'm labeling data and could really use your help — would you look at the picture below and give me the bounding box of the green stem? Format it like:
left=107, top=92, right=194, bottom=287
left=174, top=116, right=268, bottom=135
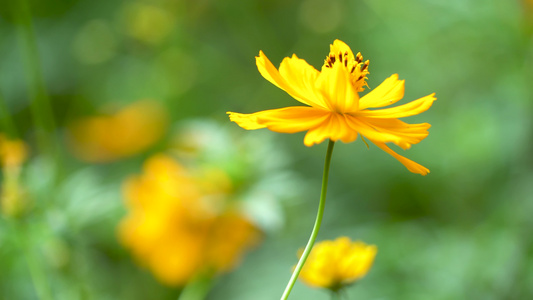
left=281, top=139, right=335, bottom=300
left=178, top=275, right=213, bottom=300
left=331, top=291, right=341, bottom=300
left=12, top=0, right=58, bottom=158
left=0, top=90, right=19, bottom=138
left=8, top=220, right=53, bottom=300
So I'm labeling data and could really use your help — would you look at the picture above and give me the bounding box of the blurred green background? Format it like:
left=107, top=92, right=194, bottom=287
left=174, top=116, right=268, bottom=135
left=1, top=0, right=533, bottom=299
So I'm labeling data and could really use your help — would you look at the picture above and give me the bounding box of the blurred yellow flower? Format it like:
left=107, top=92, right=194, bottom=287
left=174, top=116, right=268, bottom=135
left=0, top=134, right=28, bottom=168
left=298, top=237, right=377, bottom=291
left=67, top=100, right=167, bottom=163
left=119, top=154, right=259, bottom=286
left=0, top=135, right=29, bottom=217
left=228, top=39, right=435, bottom=175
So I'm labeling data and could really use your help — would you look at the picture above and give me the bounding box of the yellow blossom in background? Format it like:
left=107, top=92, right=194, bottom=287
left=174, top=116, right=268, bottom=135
left=0, top=134, right=28, bottom=168
left=67, top=100, right=167, bottom=163
left=298, top=237, right=377, bottom=291
left=119, top=154, right=259, bottom=286
left=0, top=135, right=29, bottom=217
left=228, top=39, right=436, bottom=175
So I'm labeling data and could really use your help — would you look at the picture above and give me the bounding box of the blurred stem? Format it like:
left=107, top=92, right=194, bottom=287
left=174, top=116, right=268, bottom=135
left=178, top=275, right=213, bottom=300
left=12, top=0, right=58, bottom=158
left=331, top=291, right=341, bottom=300
left=281, top=140, right=335, bottom=300
left=0, top=90, right=19, bottom=137
left=8, top=220, right=53, bottom=300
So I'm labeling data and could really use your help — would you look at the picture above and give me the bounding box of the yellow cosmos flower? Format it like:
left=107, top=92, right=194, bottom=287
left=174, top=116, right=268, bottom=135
left=298, top=237, right=377, bottom=291
left=0, top=135, right=29, bottom=217
left=228, top=40, right=436, bottom=175
left=0, top=134, right=28, bottom=168
left=119, top=154, right=259, bottom=286
left=67, top=100, right=167, bottom=163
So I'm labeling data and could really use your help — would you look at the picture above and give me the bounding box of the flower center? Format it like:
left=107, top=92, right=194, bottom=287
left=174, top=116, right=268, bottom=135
left=324, top=51, right=370, bottom=92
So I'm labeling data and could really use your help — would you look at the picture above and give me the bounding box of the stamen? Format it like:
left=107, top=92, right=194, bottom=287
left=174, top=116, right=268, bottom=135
left=362, top=60, right=369, bottom=71
left=355, top=53, right=363, bottom=63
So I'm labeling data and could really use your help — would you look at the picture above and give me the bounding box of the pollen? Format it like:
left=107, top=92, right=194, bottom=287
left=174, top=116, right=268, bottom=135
left=324, top=49, right=369, bottom=92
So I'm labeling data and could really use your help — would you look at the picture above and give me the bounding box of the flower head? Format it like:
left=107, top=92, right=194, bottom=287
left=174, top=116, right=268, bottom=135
left=297, top=237, right=377, bottom=291
left=67, top=100, right=167, bottom=163
left=119, top=154, right=260, bottom=286
left=0, top=135, right=29, bottom=217
left=227, top=40, right=436, bottom=175
left=0, top=134, right=28, bottom=168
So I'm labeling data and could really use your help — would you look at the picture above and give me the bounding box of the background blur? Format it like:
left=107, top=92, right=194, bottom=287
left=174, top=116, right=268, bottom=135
left=1, top=0, right=533, bottom=299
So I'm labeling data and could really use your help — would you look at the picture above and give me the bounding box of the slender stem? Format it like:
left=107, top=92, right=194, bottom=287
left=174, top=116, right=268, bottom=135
left=12, top=0, right=62, bottom=175
left=280, top=139, right=335, bottom=300
left=331, top=291, right=341, bottom=300
left=7, top=220, right=53, bottom=300
left=0, top=90, right=19, bottom=138
left=178, top=274, right=213, bottom=300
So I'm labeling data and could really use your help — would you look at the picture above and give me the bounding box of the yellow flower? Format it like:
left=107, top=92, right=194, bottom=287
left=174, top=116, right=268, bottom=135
left=0, top=135, right=29, bottom=217
left=227, top=40, right=436, bottom=175
left=298, top=237, right=377, bottom=291
left=67, top=100, right=167, bottom=163
left=119, top=154, right=259, bottom=286
left=0, top=134, right=28, bottom=168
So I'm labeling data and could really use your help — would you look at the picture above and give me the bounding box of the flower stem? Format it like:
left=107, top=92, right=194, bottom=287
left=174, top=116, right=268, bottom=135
left=13, top=0, right=57, bottom=154
left=178, top=275, right=213, bottom=300
left=8, top=220, right=53, bottom=300
left=280, top=139, right=335, bottom=300
left=330, top=290, right=342, bottom=300
left=0, top=90, right=19, bottom=138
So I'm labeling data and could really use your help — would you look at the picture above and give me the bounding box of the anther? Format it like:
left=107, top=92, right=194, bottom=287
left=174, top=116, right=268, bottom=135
left=362, top=60, right=369, bottom=71
left=355, top=53, right=363, bottom=63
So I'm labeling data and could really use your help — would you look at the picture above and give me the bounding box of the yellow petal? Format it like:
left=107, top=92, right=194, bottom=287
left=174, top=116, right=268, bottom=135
left=372, top=141, right=430, bottom=175
left=358, top=74, right=405, bottom=110
left=227, top=106, right=330, bottom=133
left=315, top=61, right=359, bottom=113
left=345, top=115, right=409, bottom=149
left=347, top=115, right=431, bottom=150
left=226, top=112, right=265, bottom=130
left=303, top=113, right=358, bottom=147
left=357, top=93, right=436, bottom=119
left=298, top=237, right=377, bottom=289
left=256, top=51, right=328, bottom=109
left=329, top=40, right=356, bottom=62
left=363, top=117, right=431, bottom=149
left=341, top=243, right=377, bottom=282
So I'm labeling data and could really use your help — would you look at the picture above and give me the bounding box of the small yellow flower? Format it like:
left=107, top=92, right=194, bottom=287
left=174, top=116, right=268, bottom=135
left=298, top=237, right=377, bottom=291
left=119, top=154, right=259, bottom=286
left=228, top=40, right=435, bottom=175
left=0, top=134, right=28, bottom=168
left=67, top=100, right=167, bottom=163
left=0, top=135, right=29, bottom=217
